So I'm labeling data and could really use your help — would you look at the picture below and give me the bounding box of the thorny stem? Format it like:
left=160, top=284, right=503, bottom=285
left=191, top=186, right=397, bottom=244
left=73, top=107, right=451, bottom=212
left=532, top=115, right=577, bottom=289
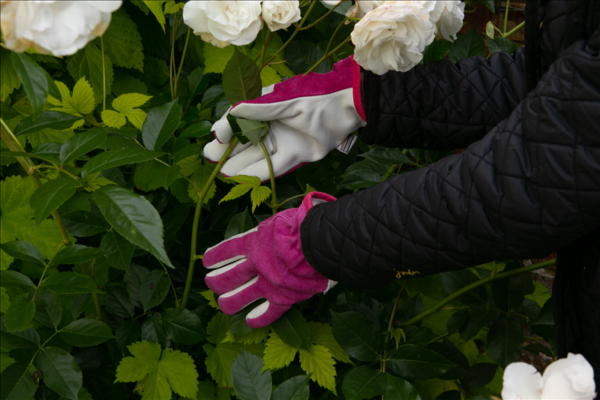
left=504, top=21, right=525, bottom=38
left=262, top=0, right=318, bottom=70
left=404, top=259, right=557, bottom=326
left=260, top=131, right=277, bottom=215
left=174, top=28, right=192, bottom=99
left=170, top=16, right=179, bottom=100
left=300, top=1, right=342, bottom=31
left=381, top=278, right=408, bottom=374
left=504, top=0, right=511, bottom=34
left=181, top=138, right=240, bottom=309
left=304, top=36, right=352, bottom=76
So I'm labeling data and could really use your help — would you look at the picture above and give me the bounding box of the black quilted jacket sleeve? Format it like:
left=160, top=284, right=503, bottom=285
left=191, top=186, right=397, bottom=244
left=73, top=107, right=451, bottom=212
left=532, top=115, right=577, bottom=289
left=358, top=48, right=528, bottom=150
left=301, top=36, right=600, bottom=290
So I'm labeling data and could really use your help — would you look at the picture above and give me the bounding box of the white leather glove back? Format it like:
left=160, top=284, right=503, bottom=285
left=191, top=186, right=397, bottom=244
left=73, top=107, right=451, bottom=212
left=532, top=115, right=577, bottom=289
left=204, top=56, right=367, bottom=182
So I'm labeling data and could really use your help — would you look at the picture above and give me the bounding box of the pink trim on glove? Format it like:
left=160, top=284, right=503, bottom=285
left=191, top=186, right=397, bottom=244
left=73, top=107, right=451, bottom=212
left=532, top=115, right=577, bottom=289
left=351, top=56, right=367, bottom=123
left=203, top=191, right=336, bottom=328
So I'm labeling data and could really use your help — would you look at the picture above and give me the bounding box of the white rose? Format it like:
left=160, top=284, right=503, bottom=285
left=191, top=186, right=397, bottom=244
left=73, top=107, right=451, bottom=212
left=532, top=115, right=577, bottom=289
left=262, top=1, right=301, bottom=32
left=400, top=1, right=465, bottom=41
left=322, top=1, right=342, bottom=5
left=183, top=1, right=262, bottom=48
left=346, top=1, right=386, bottom=19
left=351, top=1, right=435, bottom=75
left=0, top=1, right=122, bottom=56
left=540, top=354, right=596, bottom=400
left=502, top=354, right=597, bottom=400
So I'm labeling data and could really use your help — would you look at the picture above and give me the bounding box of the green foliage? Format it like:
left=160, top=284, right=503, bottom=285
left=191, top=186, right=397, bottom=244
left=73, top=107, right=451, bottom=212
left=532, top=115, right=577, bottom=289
left=0, top=3, right=533, bottom=400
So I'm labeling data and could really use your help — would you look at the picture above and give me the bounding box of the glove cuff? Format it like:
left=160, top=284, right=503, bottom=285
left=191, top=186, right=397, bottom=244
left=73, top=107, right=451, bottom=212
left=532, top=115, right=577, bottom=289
left=351, top=56, right=368, bottom=123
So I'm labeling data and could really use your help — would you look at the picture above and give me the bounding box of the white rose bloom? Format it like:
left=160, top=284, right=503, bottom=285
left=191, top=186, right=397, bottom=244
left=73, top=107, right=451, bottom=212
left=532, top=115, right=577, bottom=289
left=351, top=1, right=435, bottom=75
left=540, top=354, right=596, bottom=400
left=322, top=1, right=342, bottom=5
left=262, top=1, right=301, bottom=32
left=400, top=1, right=465, bottom=41
left=346, top=1, right=386, bottom=19
left=502, top=354, right=597, bottom=400
left=0, top=1, right=122, bottom=56
left=183, top=1, right=262, bottom=48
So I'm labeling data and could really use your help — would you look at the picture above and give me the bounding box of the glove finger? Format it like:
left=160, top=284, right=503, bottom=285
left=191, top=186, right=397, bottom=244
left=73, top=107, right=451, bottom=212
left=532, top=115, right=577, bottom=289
left=212, top=107, right=234, bottom=144
left=217, top=276, right=264, bottom=315
left=246, top=301, right=291, bottom=329
left=230, top=89, right=301, bottom=122
left=220, top=135, right=276, bottom=178
left=203, top=138, right=252, bottom=163
left=235, top=147, right=301, bottom=182
left=203, top=227, right=256, bottom=267
left=205, top=259, right=256, bottom=295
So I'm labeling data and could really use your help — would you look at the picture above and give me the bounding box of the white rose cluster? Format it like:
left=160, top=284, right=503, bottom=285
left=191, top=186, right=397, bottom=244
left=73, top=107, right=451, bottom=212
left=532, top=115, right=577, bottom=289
left=350, top=1, right=465, bottom=75
left=502, top=353, right=597, bottom=400
left=0, top=0, right=122, bottom=56
left=183, top=1, right=301, bottom=48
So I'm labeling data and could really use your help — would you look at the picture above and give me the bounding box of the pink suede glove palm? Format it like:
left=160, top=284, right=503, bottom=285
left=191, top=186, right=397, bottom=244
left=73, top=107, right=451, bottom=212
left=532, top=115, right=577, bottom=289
left=203, top=192, right=337, bottom=328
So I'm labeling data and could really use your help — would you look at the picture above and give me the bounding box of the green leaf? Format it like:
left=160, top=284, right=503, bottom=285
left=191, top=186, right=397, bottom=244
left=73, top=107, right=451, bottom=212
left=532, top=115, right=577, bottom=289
left=188, top=162, right=217, bottom=204
left=272, top=307, right=310, bottom=350
left=261, top=66, right=281, bottom=87
left=231, top=351, right=272, bottom=400
left=101, top=230, right=135, bottom=272
left=0, top=317, right=40, bottom=349
left=227, top=309, right=268, bottom=345
left=342, top=366, right=387, bottom=400
left=263, top=332, right=298, bottom=371
left=0, top=271, right=35, bottom=289
left=33, top=288, right=62, bottom=329
left=13, top=111, right=82, bottom=137
left=0, top=362, right=38, bottom=400
left=173, top=144, right=203, bottom=165
left=223, top=50, right=262, bottom=104
left=488, top=36, right=518, bottom=55
left=385, top=345, right=457, bottom=380
left=101, top=93, right=152, bottom=130
left=271, top=375, right=310, bottom=400
left=0, top=353, right=15, bottom=374
left=384, top=375, right=422, bottom=400
left=143, top=0, right=167, bottom=32
left=105, top=286, right=135, bottom=318
left=60, top=128, right=107, bottom=165
left=30, top=178, right=76, bottom=226
left=236, top=119, right=266, bottom=146
left=492, top=261, right=527, bottom=311
left=115, top=320, right=142, bottom=353
left=163, top=204, right=190, bottom=238
left=308, top=322, right=351, bottom=364
left=204, top=342, right=241, bottom=387
left=224, top=209, right=254, bottom=240
left=220, top=182, right=255, bottom=205
left=359, top=148, right=415, bottom=166
left=449, top=25, right=486, bottom=63
left=458, top=308, right=495, bottom=342
left=50, top=245, right=106, bottom=266
left=298, top=344, right=336, bottom=394
left=200, top=84, right=226, bottom=112
left=10, top=52, right=55, bottom=118
left=139, top=269, right=170, bottom=312
left=81, top=148, right=164, bottom=177
left=440, top=270, right=487, bottom=306
left=188, top=67, right=209, bottom=100
left=481, top=0, right=496, bottom=13
left=70, top=294, right=91, bottom=319
left=423, top=39, right=453, bottom=63
left=61, top=210, right=108, bottom=237
left=116, top=341, right=199, bottom=399
left=285, top=40, right=331, bottom=75
left=331, top=311, right=382, bottom=362
left=0, top=48, right=21, bottom=101
left=446, top=309, right=469, bottom=334
left=180, top=121, right=212, bottom=139
left=47, top=78, right=96, bottom=122
left=135, top=161, right=181, bottom=191
left=250, top=186, right=272, bottom=213
left=4, top=298, right=35, bottom=332
left=0, top=241, right=44, bottom=266
left=67, top=42, right=113, bottom=104
left=161, top=308, right=204, bottom=345
left=204, top=44, right=235, bottom=74
left=60, top=319, right=114, bottom=347
left=103, top=9, right=145, bottom=71
left=40, top=272, right=102, bottom=294
left=338, top=169, right=383, bottom=191
left=37, top=347, right=82, bottom=400
left=142, top=99, right=182, bottom=150
left=487, top=316, right=523, bottom=369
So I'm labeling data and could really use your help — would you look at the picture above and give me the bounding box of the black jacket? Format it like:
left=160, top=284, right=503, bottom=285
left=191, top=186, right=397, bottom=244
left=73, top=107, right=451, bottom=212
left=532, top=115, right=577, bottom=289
left=301, top=0, right=600, bottom=380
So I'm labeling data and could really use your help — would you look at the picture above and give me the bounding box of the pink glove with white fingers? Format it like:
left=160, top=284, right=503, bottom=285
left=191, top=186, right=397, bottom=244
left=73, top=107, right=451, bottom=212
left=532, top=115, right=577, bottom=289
left=203, top=192, right=337, bottom=328
left=204, top=56, right=367, bottom=182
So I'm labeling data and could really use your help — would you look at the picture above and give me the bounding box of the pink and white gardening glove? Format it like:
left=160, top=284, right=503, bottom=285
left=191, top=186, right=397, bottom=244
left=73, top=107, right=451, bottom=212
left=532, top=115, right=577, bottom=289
left=202, top=192, right=337, bottom=328
left=204, top=56, right=367, bottom=182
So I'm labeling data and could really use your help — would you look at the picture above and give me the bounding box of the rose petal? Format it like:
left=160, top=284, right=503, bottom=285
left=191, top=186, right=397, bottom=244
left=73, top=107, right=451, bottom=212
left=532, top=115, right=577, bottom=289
left=501, top=362, right=543, bottom=400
